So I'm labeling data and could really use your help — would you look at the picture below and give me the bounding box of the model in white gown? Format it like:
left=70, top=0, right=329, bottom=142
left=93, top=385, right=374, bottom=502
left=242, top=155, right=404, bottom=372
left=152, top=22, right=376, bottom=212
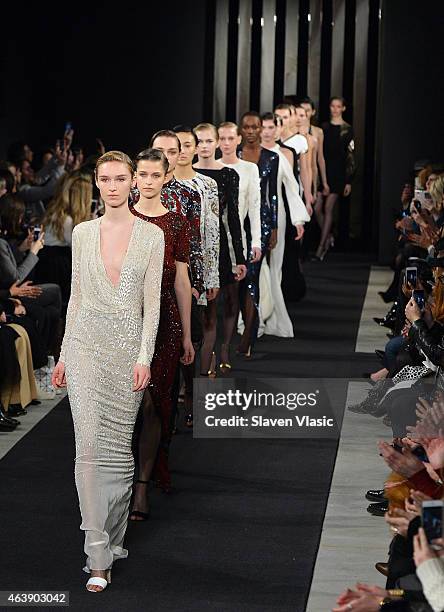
left=60, top=216, right=164, bottom=573
left=260, top=146, right=310, bottom=337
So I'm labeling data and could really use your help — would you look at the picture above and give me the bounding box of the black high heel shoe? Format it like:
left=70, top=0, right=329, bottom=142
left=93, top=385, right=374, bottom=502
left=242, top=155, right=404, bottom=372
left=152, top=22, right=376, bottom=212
left=373, top=302, right=398, bottom=330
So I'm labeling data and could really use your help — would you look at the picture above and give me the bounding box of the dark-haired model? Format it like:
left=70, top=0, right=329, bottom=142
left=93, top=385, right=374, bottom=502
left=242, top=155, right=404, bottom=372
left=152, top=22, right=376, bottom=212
left=314, top=97, right=355, bottom=260
left=237, top=112, right=278, bottom=356
left=129, top=148, right=193, bottom=516
left=193, top=123, right=246, bottom=374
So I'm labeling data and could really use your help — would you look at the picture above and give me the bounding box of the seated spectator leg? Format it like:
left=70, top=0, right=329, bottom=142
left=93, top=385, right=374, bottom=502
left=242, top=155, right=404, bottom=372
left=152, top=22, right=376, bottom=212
left=1, top=324, right=38, bottom=409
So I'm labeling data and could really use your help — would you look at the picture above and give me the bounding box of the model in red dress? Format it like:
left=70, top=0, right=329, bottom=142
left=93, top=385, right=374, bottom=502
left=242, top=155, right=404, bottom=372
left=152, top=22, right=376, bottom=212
left=129, top=149, right=193, bottom=520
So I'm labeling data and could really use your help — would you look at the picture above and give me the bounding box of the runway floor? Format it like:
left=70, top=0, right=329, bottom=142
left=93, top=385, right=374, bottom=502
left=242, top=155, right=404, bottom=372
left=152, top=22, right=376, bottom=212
left=0, top=253, right=377, bottom=612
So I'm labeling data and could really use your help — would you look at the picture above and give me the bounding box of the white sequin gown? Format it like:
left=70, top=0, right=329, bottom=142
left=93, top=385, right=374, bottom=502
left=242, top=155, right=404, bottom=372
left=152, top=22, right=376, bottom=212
left=59, top=217, right=164, bottom=572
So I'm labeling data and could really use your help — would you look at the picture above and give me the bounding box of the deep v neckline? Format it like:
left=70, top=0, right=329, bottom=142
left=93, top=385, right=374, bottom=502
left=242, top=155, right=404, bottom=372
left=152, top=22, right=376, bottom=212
left=97, top=216, right=138, bottom=290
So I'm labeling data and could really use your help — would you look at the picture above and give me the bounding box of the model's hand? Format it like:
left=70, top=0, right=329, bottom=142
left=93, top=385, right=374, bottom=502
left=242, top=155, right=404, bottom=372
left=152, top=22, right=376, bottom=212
left=52, top=361, right=67, bottom=388
left=180, top=337, right=195, bottom=365
left=305, top=202, right=314, bottom=216
left=234, top=264, right=247, bottom=281
left=322, top=184, right=330, bottom=197
left=191, top=288, right=200, bottom=300
left=343, top=184, right=352, bottom=197
left=9, top=280, right=42, bottom=298
left=133, top=364, right=150, bottom=391
left=269, top=229, right=278, bottom=250
left=294, top=224, right=304, bottom=241
left=305, top=192, right=314, bottom=207
left=206, top=288, right=219, bottom=301
left=250, top=247, right=262, bottom=263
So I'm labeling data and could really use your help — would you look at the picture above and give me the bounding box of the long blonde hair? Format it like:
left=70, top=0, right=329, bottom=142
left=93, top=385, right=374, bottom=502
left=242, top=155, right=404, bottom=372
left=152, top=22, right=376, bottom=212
left=43, top=172, right=92, bottom=241
left=429, top=175, right=444, bottom=211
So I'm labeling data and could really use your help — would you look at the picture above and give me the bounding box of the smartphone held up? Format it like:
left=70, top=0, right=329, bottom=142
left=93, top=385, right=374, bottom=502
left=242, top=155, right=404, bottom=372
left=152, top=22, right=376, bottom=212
left=422, top=500, right=444, bottom=549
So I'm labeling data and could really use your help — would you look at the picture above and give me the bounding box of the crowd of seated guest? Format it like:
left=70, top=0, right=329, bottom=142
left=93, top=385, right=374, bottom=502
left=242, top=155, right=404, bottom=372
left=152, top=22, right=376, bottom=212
left=0, top=131, right=98, bottom=432
left=335, top=162, right=444, bottom=611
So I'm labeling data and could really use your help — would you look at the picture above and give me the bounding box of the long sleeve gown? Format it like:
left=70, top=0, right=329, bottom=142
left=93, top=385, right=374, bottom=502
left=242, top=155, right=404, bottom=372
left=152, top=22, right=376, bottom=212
left=60, top=217, right=164, bottom=572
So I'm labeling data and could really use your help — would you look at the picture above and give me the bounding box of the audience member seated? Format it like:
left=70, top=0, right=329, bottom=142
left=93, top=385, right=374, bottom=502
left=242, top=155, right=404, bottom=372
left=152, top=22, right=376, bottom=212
left=0, top=193, right=62, bottom=358
left=34, top=171, right=92, bottom=307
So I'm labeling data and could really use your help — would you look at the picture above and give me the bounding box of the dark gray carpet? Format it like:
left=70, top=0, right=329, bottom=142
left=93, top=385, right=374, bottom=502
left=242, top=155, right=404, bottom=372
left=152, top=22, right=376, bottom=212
left=0, top=253, right=377, bottom=612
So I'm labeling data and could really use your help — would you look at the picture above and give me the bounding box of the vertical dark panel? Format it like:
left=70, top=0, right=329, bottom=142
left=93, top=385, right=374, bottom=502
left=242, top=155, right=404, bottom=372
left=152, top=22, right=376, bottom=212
left=297, top=0, right=310, bottom=97
left=342, top=0, right=356, bottom=122
left=273, top=0, right=287, bottom=106
left=226, top=0, right=240, bottom=121
left=203, top=0, right=217, bottom=121
left=318, top=0, right=333, bottom=121
left=363, top=0, right=381, bottom=249
left=336, top=0, right=356, bottom=247
left=250, top=0, right=263, bottom=111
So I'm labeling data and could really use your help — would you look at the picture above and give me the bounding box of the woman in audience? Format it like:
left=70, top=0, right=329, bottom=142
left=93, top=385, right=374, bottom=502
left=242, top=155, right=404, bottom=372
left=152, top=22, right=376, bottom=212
left=0, top=193, right=62, bottom=357
left=35, top=172, right=92, bottom=307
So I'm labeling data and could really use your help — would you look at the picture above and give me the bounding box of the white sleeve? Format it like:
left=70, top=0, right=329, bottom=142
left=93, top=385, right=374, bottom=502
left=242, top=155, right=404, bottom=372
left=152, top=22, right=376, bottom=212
left=248, top=165, right=262, bottom=250
left=280, top=154, right=310, bottom=225
left=416, top=558, right=444, bottom=612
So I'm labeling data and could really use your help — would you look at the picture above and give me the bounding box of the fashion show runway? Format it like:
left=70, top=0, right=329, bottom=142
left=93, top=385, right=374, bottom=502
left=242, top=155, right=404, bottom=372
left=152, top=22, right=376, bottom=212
left=0, top=254, right=376, bottom=612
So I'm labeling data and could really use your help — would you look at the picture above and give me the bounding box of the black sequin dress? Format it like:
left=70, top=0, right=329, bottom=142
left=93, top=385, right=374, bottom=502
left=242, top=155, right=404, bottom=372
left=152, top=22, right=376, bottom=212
left=238, top=148, right=278, bottom=341
left=194, top=167, right=245, bottom=286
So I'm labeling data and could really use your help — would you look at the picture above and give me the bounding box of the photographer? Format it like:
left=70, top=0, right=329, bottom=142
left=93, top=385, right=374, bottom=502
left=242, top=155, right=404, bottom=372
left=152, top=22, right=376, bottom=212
left=17, top=141, right=67, bottom=224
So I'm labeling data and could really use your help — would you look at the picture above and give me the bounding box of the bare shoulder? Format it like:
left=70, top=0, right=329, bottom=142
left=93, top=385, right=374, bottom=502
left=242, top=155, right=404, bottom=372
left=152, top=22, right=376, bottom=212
left=312, top=125, right=323, bottom=137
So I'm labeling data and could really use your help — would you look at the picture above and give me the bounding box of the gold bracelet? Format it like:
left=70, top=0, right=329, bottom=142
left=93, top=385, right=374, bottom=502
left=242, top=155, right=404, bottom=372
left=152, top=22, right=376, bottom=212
left=388, top=589, right=404, bottom=597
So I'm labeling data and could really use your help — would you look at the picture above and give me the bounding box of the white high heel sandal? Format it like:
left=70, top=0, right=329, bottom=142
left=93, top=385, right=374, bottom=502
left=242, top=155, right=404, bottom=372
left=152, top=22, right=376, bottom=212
left=86, top=569, right=111, bottom=592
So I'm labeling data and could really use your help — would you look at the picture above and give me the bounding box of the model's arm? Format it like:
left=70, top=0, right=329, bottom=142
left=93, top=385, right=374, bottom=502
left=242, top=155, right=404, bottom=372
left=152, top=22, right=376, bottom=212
left=202, top=179, right=220, bottom=290
left=185, top=191, right=205, bottom=298
left=225, top=170, right=245, bottom=265
left=137, top=229, right=164, bottom=366
left=306, top=136, right=314, bottom=195
left=59, top=226, right=82, bottom=363
left=174, top=220, right=194, bottom=362
left=344, top=126, right=356, bottom=195
left=175, top=261, right=192, bottom=341
left=317, top=128, right=329, bottom=193
left=281, top=155, right=311, bottom=226
left=299, top=151, right=313, bottom=207
left=248, top=165, right=262, bottom=253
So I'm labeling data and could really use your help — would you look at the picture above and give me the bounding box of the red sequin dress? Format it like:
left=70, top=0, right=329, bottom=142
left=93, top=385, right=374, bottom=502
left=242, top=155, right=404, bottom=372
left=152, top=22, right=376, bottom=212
left=129, top=205, right=190, bottom=487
